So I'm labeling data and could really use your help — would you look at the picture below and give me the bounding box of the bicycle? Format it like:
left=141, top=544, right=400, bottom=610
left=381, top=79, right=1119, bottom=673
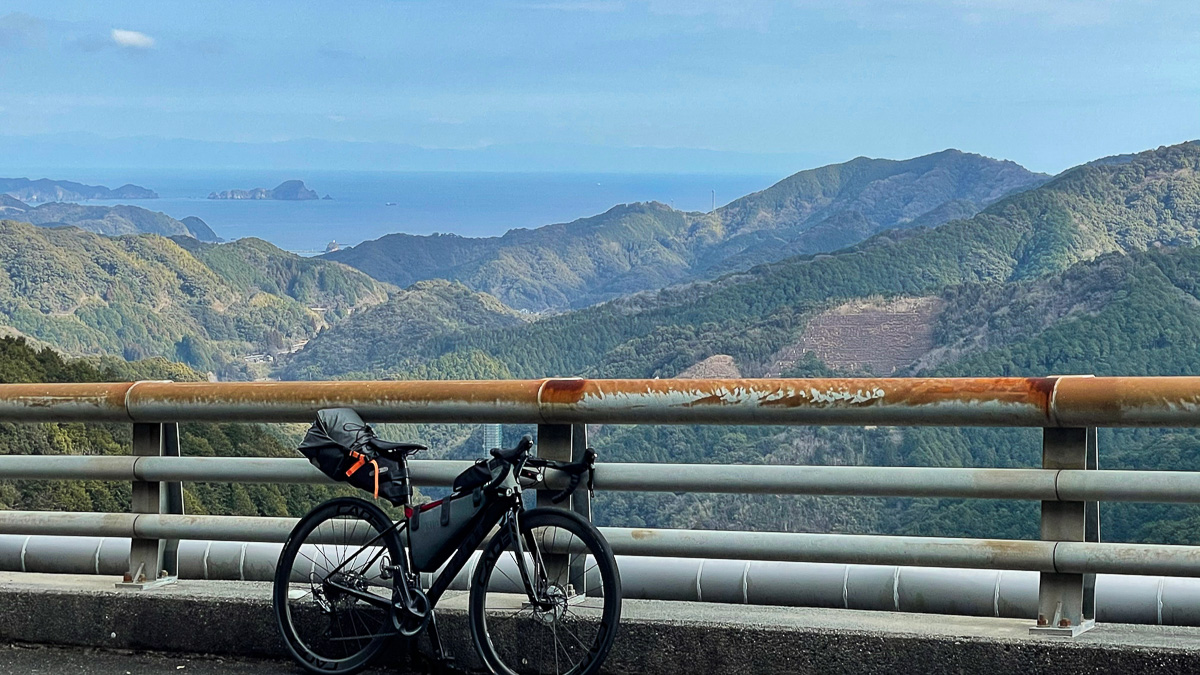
left=272, top=430, right=621, bottom=675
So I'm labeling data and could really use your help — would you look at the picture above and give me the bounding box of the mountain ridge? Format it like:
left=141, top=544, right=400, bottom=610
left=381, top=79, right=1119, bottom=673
left=0, top=200, right=220, bottom=241
left=0, top=177, right=157, bottom=202
left=341, top=140, right=1200, bottom=382
left=324, top=149, right=1048, bottom=311
left=279, top=279, right=524, bottom=380
left=0, top=221, right=391, bottom=377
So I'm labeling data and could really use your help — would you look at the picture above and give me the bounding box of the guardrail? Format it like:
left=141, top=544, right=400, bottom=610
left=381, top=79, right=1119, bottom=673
left=5, top=376, right=1200, bottom=636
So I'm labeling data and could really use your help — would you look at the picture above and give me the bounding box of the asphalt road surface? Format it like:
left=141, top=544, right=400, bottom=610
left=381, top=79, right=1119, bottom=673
left=0, top=643, right=403, bottom=675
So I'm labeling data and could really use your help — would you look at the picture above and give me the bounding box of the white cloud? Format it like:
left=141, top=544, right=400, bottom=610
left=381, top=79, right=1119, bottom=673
left=111, top=28, right=155, bottom=49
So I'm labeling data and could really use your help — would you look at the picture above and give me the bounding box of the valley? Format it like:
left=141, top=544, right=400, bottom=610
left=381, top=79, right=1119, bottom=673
left=5, top=141, right=1200, bottom=544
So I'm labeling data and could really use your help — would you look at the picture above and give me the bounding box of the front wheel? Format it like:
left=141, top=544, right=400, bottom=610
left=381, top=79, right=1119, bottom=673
left=470, top=508, right=621, bottom=675
left=273, top=497, right=402, bottom=675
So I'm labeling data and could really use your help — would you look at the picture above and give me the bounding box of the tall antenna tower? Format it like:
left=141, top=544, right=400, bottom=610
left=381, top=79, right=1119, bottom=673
left=711, top=189, right=716, bottom=212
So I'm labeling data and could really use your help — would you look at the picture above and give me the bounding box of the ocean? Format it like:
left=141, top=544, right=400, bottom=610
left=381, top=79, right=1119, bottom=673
left=35, top=169, right=782, bottom=255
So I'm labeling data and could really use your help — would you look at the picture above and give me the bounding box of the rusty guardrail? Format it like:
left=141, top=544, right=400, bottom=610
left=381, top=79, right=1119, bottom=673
left=5, top=376, right=1200, bottom=635
left=3, top=376, right=1200, bottom=426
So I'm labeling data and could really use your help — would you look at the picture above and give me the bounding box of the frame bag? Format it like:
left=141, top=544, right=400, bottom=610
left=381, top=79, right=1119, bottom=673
left=406, top=456, right=501, bottom=573
left=407, top=488, right=491, bottom=572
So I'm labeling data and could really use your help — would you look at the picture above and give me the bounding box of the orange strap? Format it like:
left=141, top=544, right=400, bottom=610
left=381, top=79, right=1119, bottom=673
left=343, top=452, right=381, bottom=499
left=344, top=452, right=368, bottom=478
left=370, top=459, right=379, bottom=499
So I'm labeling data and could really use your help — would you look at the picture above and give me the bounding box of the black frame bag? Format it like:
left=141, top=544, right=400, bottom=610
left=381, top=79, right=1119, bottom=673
left=297, top=408, right=412, bottom=507
left=406, top=458, right=507, bottom=572
left=407, top=487, right=492, bottom=572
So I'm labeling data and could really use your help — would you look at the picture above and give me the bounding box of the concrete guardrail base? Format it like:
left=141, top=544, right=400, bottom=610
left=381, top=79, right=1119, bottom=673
left=2, top=573, right=1200, bottom=673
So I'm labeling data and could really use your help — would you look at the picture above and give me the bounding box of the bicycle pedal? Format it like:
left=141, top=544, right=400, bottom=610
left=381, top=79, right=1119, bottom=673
left=413, top=651, right=461, bottom=675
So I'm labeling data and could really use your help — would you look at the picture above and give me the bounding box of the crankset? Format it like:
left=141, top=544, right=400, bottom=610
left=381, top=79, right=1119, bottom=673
left=393, top=586, right=431, bottom=637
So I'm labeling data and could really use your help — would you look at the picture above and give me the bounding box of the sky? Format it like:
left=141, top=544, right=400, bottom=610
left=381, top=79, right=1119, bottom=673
left=0, top=0, right=1198, bottom=174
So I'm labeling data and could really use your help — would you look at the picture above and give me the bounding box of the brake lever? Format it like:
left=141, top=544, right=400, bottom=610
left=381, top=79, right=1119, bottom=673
left=549, top=473, right=582, bottom=504
left=547, top=448, right=597, bottom=504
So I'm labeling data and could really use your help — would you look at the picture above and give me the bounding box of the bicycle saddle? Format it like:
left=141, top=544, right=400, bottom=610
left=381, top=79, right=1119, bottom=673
left=368, top=437, right=427, bottom=456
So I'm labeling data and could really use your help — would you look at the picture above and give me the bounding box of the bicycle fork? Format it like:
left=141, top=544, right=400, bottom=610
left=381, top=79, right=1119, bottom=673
left=508, top=511, right=557, bottom=612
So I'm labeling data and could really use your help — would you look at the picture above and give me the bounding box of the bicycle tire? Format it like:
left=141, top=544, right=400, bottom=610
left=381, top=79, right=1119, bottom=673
left=470, top=507, right=621, bottom=675
left=273, top=497, right=402, bottom=675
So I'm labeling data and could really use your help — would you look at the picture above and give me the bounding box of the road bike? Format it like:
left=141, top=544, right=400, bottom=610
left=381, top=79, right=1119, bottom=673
left=272, top=432, right=621, bottom=675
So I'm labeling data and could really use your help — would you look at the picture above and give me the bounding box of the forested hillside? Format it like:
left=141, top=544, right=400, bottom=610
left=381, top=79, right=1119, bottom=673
left=285, top=140, right=1200, bottom=544
left=0, top=222, right=390, bottom=377
left=0, top=199, right=219, bottom=241
left=0, top=337, right=357, bottom=517
left=393, top=141, right=1200, bottom=380
left=324, top=150, right=1045, bottom=311
left=701, top=148, right=1046, bottom=272
left=280, top=279, right=524, bottom=380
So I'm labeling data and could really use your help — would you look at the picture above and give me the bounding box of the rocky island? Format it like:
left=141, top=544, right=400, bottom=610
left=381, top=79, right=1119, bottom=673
left=208, top=180, right=319, bottom=200
left=0, top=177, right=158, bottom=202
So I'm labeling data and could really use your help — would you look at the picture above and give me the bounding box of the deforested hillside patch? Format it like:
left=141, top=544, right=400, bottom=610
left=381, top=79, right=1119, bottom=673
left=677, top=354, right=743, bottom=379
left=766, top=296, right=943, bottom=376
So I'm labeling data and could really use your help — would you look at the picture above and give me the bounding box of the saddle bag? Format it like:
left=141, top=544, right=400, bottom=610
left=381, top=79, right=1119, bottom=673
left=297, top=408, right=411, bottom=506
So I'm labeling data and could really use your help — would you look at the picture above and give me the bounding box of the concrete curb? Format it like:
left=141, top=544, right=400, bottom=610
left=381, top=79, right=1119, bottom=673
left=3, top=574, right=1200, bottom=673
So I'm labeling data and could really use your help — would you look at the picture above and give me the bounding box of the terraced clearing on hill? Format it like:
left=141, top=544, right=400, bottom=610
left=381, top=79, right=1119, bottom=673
left=766, top=296, right=943, bottom=376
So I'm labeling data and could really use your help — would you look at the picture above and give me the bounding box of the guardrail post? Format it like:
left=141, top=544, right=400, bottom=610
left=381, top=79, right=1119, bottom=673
left=1031, top=427, right=1098, bottom=635
left=569, top=423, right=592, bottom=592
left=161, top=422, right=184, bottom=578
left=536, top=423, right=573, bottom=508
left=570, top=423, right=591, bottom=521
left=536, top=423, right=573, bottom=588
left=118, top=423, right=176, bottom=589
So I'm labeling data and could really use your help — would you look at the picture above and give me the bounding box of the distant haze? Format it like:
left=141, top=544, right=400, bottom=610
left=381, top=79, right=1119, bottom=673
left=48, top=169, right=780, bottom=252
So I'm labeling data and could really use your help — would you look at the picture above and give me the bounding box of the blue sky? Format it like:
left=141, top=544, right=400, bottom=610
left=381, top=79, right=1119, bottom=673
left=1, top=0, right=1198, bottom=173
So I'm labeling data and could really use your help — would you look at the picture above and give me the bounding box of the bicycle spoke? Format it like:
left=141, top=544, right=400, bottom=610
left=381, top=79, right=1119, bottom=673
left=274, top=500, right=401, bottom=673
left=552, top=620, right=562, bottom=674
left=555, top=615, right=591, bottom=651
left=476, top=513, right=619, bottom=675
left=492, top=551, right=525, bottom=591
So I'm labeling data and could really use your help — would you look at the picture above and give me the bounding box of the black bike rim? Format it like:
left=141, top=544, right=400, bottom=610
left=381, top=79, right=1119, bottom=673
left=475, top=515, right=618, bottom=675
left=276, top=499, right=399, bottom=673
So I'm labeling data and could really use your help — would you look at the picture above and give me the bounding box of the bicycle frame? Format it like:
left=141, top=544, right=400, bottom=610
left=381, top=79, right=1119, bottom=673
left=322, top=491, right=533, bottom=622
left=310, top=444, right=582, bottom=666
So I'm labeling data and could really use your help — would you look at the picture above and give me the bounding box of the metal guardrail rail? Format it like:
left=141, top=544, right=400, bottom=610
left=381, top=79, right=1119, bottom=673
left=6, top=534, right=1200, bottom=626
left=4, top=376, right=1200, bottom=635
left=5, top=375, right=1200, bottom=426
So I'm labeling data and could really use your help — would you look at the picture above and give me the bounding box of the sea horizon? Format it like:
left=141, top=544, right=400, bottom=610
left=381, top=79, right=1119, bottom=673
left=7, top=168, right=782, bottom=254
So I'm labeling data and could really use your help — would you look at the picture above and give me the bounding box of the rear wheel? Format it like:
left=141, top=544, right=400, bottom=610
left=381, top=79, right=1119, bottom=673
left=470, top=508, right=621, bottom=675
left=273, top=497, right=402, bottom=674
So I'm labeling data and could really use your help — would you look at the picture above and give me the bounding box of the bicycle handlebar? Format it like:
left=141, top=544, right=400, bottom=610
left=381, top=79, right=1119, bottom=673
left=487, top=435, right=596, bottom=503
left=490, top=434, right=533, bottom=462
left=524, top=447, right=597, bottom=504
